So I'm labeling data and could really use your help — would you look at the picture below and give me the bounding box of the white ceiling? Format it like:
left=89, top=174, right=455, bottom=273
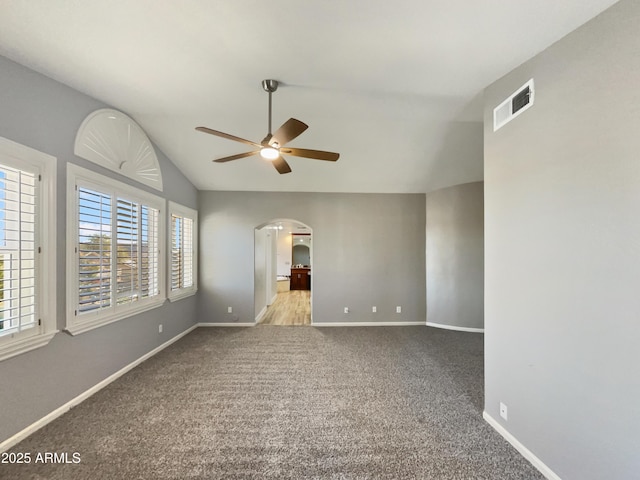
left=0, top=0, right=619, bottom=193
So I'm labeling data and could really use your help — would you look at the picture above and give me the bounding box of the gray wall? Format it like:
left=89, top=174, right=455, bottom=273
left=426, top=182, right=484, bottom=330
left=483, top=1, right=640, bottom=478
left=254, top=227, right=267, bottom=319
left=199, top=191, right=426, bottom=324
left=0, top=55, right=199, bottom=443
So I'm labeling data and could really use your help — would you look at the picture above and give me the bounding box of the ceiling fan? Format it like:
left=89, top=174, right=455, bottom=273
left=196, top=79, right=339, bottom=174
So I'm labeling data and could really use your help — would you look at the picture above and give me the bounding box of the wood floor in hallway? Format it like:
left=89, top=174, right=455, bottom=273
left=259, top=290, right=311, bottom=326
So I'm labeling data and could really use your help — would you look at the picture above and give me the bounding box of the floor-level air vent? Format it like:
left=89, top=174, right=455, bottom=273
left=493, top=79, right=534, bottom=131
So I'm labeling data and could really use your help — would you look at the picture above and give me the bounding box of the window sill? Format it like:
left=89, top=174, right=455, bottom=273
left=0, top=330, right=59, bottom=362
left=168, top=288, right=197, bottom=303
left=65, top=299, right=166, bottom=336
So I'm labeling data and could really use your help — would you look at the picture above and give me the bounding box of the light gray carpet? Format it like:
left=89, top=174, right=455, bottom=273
left=4, top=326, right=545, bottom=479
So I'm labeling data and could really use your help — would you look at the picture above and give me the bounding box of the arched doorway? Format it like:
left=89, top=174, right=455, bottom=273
left=254, top=218, right=312, bottom=325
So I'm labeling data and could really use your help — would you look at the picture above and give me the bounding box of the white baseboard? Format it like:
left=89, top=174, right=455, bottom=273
left=483, top=411, right=562, bottom=480
left=0, top=324, right=199, bottom=454
left=197, top=322, right=255, bottom=327
left=270, top=293, right=278, bottom=305
left=255, top=306, right=268, bottom=323
left=313, top=321, right=425, bottom=327
left=426, top=322, right=484, bottom=333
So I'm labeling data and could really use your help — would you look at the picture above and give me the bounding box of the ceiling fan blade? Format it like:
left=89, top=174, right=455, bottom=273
left=196, top=127, right=262, bottom=148
left=269, top=118, right=308, bottom=147
left=280, top=147, right=340, bottom=162
left=272, top=156, right=292, bottom=174
left=213, top=151, right=260, bottom=163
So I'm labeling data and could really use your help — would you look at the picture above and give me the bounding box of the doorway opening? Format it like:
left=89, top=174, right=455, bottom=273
left=254, top=219, right=312, bottom=326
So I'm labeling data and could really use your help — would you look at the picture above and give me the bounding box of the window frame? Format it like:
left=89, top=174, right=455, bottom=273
left=167, top=201, right=198, bottom=301
left=0, top=136, right=57, bottom=362
left=66, top=164, right=165, bottom=335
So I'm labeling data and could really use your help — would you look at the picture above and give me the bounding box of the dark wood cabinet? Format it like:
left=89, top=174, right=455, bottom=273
left=290, top=268, right=311, bottom=290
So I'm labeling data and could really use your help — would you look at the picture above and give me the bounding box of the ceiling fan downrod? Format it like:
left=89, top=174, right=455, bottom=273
left=262, top=79, right=278, bottom=140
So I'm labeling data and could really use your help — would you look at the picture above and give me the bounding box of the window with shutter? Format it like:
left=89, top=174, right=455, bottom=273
left=168, top=202, right=197, bottom=301
left=67, top=164, right=165, bottom=335
left=0, top=136, right=56, bottom=362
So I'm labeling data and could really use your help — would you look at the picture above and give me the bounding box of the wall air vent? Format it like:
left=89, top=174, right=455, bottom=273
left=493, top=79, right=534, bottom=131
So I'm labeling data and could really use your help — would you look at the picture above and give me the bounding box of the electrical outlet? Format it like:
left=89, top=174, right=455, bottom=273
left=396, top=306, right=402, bottom=313
left=227, top=306, right=233, bottom=314
left=372, top=306, right=377, bottom=313
left=344, top=307, right=349, bottom=314
left=500, top=402, right=508, bottom=421
left=158, top=324, right=163, bottom=333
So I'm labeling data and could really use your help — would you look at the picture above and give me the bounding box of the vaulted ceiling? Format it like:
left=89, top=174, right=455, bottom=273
left=0, top=1, right=619, bottom=193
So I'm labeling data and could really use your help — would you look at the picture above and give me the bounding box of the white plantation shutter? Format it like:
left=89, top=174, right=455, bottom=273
left=141, top=205, right=159, bottom=299
left=183, top=217, right=193, bottom=288
left=0, top=165, right=38, bottom=336
left=171, top=215, right=194, bottom=290
left=171, top=215, right=183, bottom=290
left=169, top=203, right=197, bottom=300
left=77, top=187, right=112, bottom=313
left=116, top=197, right=138, bottom=305
left=115, top=200, right=160, bottom=305
left=77, top=192, right=161, bottom=310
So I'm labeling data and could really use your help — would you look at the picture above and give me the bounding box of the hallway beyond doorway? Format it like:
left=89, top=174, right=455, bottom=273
left=259, top=290, right=311, bottom=326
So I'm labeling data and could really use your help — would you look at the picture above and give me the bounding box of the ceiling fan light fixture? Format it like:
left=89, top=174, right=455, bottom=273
left=260, top=147, right=279, bottom=160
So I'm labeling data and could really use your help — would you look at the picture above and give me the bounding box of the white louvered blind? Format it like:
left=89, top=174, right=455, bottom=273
left=0, top=164, right=38, bottom=337
left=141, top=205, right=159, bottom=299
left=116, top=197, right=138, bottom=305
left=183, top=217, right=193, bottom=289
left=78, top=187, right=112, bottom=313
left=76, top=187, right=160, bottom=317
left=171, top=214, right=194, bottom=291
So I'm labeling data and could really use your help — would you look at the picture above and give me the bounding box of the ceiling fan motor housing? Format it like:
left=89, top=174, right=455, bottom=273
left=262, top=79, right=278, bottom=92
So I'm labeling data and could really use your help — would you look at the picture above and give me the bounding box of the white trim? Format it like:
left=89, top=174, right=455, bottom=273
left=0, top=331, right=59, bottom=363
left=255, top=306, right=268, bottom=323
left=167, top=289, right=197, bottom=302
left=426, top=322, right=484, bottom=333
left=483, top=411, right=562, bottom=480
left=65, top=300, right=167, bottom=336
left=0, top=324, right=198, bottom=454
left=74, top=109, right=163, bottom=191
left=197, top=322, right=256, bottom=327
left=313, top=322, right=425, bottom=327
left=270, top=293, right=278, bottom=305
